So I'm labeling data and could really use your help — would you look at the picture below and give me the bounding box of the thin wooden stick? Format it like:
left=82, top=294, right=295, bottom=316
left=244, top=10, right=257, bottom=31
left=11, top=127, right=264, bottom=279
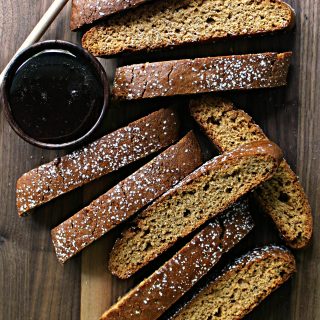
left=0, top=0, right=69, bottom=84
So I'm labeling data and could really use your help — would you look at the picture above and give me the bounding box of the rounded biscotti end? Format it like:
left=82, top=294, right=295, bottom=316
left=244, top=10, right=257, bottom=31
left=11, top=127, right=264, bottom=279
left=224, top=245, right=296, bottom=274
left=82, top=26, right=106, bottom=56
left=16, top=161, right=63, bottom=217
left=256, top=161, right=313, bottom=250
left=284, top=2, right=297, bottom=30
left=189, top=95, right=267, bottom=153
left=287, top=208, right=313, bottom=249
left=227, top=140, right=283, bottom=166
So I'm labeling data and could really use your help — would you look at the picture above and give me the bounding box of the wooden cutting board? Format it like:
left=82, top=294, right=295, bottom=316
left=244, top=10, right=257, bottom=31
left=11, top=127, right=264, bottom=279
left=1, top=1, right=319, bottom=319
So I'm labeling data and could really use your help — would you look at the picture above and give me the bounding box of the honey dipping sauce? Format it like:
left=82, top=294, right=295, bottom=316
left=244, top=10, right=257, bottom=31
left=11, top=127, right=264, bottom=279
left=9, top=49, right=104, bottom=143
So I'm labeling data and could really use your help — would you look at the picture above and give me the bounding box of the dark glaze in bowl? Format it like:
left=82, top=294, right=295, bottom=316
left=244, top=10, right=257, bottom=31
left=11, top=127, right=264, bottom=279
left=1, top=40, right=109, bottom=149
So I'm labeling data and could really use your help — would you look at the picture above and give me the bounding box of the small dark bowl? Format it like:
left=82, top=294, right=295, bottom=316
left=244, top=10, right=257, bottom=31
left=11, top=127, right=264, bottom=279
left=1, top=40, right=109, bottom=149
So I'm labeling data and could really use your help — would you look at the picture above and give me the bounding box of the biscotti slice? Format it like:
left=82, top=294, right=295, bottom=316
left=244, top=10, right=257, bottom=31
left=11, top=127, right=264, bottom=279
left=171, top=246, right=296, bottom=320
left=109, top=141, right=283, bottom=279
left=82, top=0, right=295, bottom=56
left=16, top=109, right=179, bottom=216
left=51, top=132, right=202, bottom=263
left=100, top=202, right=254, bottom=320
left=190, top=96, right=313, bottom=248
left=112, top=53, right=292, bottom=100
left=70, top=0, right=151, bottom=30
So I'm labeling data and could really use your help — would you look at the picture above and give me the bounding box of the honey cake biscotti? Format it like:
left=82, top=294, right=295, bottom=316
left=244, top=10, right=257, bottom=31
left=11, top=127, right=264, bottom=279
left=82, top=0, right=295, bottom=56
left=70, top=0, right=151, bottom=30
left=16, top=108, right=179, bottom=216
left=51, top=131, right=202, bottom=263
left=171, top=246, right=296, bottom=320
left=109, top=141, right=283, bottom=279
left=112, top=53, right=292, bottom=100
left=100, top=202, right=254, bottom=320
left=190, top=96, right=313, bottom=248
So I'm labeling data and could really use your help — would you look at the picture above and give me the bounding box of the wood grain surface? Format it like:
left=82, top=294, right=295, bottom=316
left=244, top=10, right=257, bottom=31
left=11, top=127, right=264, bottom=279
left=0, top=1, right=319, bottom=319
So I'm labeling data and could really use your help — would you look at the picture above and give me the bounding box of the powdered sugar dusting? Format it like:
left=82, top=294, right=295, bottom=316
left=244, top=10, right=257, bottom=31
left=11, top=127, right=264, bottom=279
left=51, top=132, right=202, bottom=263
left=108, top=141, right=277, bottom=278
left=220, top=245, right=292, bottom=277
left=101, top=205, right=253, bottom=319
left=16, top=109, right=178, bottom=216
left=170, top=245, right=293, bottom=319
left=113, top=53, right=291, bottom=100
left=153, top=140, right=279, bottom=203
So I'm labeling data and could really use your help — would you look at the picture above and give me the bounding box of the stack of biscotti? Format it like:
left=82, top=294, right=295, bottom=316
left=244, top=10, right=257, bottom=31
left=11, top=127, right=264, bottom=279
left=80, top=0, right=294, bottom=101
left=99, top=202, right=254, bottom=320
left=111, top=52, right=292, bottom=100
left=81, top=0, right=295, bottom=56
left=21, top=0, right=310, bottom=318
left=170, top=246, right=296, bottom=320
left=51, top=131, right=202, bottom=263
left=16, top=108, right=179, bottom=216
left=108, top=140, right=283, bottom=279
left=190, top=95, right=313, bottom=248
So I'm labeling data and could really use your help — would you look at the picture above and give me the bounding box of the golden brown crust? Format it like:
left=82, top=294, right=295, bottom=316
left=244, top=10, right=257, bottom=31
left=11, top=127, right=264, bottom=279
left=109, top=141, right=283, bottom=279
left=190, top=96, right=313, bottom=248
left=100, top=203, right=254, bottom=320
left=70, top=0, right=150, bottom=30
left=172, top=246, right=296, bottom=320
left=16, top=109, right=179, bottom=216
left=82, top=0, right=295, bottom=56
left=51, top=131, right=202, bottom=263
left=112, top=53, right=292, bottom=100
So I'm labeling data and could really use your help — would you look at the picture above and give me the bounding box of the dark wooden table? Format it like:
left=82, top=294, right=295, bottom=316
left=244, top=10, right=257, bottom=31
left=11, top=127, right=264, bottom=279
left=0, top=1, right=319, bottom=319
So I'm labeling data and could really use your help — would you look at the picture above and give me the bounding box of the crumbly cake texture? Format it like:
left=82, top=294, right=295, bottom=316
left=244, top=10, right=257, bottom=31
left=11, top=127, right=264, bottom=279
left=112, top=52, right=292, bottom=100
left=190, top=95, right=313, bottom=249
left=16, top=108, right=179, bottom=216
left=70, top=0, right=150, bottom=30
left=82, top=0, right=295, bottom=56
left=51, top=132, right=202, bottom=264
left=109, top=141, right=283, bottom=279
left=172, top=245, right=296, bottom=320
left=100, top=202, right=254, bottom=320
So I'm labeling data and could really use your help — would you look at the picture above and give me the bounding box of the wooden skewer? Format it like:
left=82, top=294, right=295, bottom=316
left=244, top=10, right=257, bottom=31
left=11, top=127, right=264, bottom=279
left=0, top=0, right=69, bottom=84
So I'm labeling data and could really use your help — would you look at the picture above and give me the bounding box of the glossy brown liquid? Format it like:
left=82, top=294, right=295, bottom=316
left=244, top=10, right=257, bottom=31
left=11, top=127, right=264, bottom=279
left=9, top=50, right=104, bottom=143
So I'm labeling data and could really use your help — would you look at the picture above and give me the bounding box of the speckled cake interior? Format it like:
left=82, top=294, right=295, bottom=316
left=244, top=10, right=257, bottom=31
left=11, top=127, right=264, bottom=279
left=100, top=203, right=254, bottom=320
left=82, top=0, right=294, bottom=56
left=190, top=95, right=313, bottom=249
left=173, top=246, right=296, bottom=320
left=109, top=141, right=283, bottom=279
left=51, top=131, right=202, bottom=263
